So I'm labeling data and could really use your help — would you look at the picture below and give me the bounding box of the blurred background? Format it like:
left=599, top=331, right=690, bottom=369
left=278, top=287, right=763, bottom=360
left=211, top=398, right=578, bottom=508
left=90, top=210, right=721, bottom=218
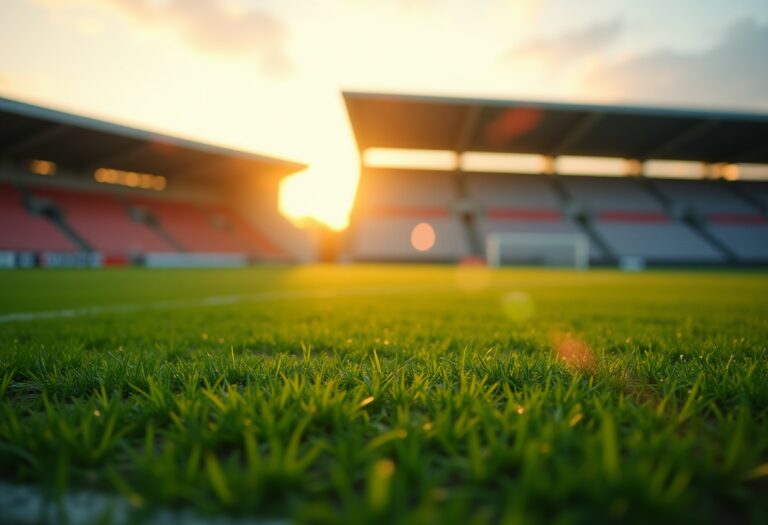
left=0, top=0, right=767, bottom=268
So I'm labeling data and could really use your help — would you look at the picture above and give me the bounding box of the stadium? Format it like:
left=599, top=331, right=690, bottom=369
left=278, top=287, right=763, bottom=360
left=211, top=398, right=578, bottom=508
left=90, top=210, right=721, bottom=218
left=3, top=93, right=768, bottom=269
left=1, top=1, right=768, bottom=524
left=344, top=92, right=768, bottom=266
left=0, top=96, right=312, bottom=269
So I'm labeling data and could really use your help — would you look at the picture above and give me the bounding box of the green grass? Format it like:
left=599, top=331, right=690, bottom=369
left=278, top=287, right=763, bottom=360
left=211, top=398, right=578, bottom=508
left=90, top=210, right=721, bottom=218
left=1, top=266, right=767, bottom=524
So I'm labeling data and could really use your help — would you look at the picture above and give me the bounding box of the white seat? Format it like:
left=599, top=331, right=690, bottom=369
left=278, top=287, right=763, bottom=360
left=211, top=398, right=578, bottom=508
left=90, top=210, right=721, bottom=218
left=708, top=224, right=768, bottom=261
left=560, top=176, right=663, bottom=212
left=353, top=216, right=469, bottom=261
left=594, top=222, right=724, bottom=262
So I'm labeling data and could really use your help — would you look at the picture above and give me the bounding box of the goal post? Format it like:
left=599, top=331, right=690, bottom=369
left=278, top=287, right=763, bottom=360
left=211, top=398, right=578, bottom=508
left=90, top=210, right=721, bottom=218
left=486, top=232, right=589, bottom=269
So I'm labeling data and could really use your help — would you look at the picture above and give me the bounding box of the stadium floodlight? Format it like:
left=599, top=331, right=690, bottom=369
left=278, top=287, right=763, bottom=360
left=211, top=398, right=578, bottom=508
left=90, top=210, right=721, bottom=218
left=486, top=232, right=589, bottom=269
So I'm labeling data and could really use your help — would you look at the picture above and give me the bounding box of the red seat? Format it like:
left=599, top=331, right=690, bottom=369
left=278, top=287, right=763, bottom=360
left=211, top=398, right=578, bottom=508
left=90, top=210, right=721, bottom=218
left=210, top=207, right=286, bottom=258
left=0, top=184, right=76, bottom=252
left=130, top=197, right=245, bottom=253
left=32, top=187, right=174, bottom=256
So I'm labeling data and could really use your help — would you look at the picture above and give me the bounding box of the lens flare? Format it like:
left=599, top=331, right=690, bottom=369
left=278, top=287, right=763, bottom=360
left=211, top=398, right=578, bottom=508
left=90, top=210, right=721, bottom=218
left=411, top=222, right=436, bottom=252
left=551, top=332, right=595, bottom=372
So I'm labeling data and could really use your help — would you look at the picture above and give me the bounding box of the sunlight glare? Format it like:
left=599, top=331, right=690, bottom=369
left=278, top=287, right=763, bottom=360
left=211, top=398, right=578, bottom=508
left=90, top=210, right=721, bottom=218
left=279, top=166, right=356, bottom=231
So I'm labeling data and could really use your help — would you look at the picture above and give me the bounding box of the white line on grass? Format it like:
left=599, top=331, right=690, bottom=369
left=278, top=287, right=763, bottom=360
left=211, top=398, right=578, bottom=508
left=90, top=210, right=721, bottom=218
left=0, top=284, right=455, bottom=323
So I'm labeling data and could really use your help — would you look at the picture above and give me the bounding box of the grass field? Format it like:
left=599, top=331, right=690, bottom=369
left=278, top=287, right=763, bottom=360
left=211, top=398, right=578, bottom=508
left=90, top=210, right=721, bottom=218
left=1, top=266, right=767, bottom=524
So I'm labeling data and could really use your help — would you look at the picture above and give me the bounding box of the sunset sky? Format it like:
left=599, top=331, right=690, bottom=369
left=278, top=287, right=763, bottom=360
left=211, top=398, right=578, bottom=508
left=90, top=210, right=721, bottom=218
left=1, top=0, right=767, bottom=229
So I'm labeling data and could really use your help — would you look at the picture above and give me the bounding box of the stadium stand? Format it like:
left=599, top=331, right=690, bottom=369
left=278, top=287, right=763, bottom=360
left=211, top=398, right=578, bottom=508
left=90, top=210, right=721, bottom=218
left=706, top=219, right=768, bottom=261
left=0, top=96, right=308, bottom=267
left=652, top=179, right=768, bottom=261
left=124, top=197, right=288, bottom=259
left=651, top=178, right=759, bottom=215
left=560, top=176, right=724, bottom=263
left=2, top=91, right=767, bottom=267
left=1, top=182, right=288, bottom=263
left=358, top=168, right=457, bottom=207
left=465, top=173, right=559, bottom=209
left=737, top=181, right=768, bottom=212
left=559, top=176, right=660, bottom=212
left=0, top=183, right=76, bottom=252
left=208, top=206, right=287, bottom=260
left=353, top=215, right=469, bottom=261
left=351, top=168, right=469, bottom=261
left=465, top=173, right=598, bottom=262
left=343, top=92, right=768, bottom=266
left=128, top=196, right=246, bottom=254
left=30, top=186, right=174, bottom=257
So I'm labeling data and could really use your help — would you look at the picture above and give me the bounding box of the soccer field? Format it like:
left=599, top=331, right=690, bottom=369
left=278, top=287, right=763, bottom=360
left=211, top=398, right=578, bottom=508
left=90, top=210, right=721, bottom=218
left=1, top=266, right=767, bottom=524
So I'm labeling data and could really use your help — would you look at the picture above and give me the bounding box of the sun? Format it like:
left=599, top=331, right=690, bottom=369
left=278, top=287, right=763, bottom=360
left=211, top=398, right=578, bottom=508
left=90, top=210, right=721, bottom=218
left=279, top=162, right=359, bottom=231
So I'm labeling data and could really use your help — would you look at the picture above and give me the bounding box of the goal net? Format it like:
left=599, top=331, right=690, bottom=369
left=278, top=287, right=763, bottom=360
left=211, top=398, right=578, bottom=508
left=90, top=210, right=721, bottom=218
left=486, top=232, right=589, bottom=269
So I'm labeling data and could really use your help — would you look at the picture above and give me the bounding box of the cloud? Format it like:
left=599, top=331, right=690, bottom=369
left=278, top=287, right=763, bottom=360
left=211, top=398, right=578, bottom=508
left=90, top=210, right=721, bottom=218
left=35, top=0, right=292, bottom=73
left=505, top=18, right=623, bottom=67
left=584, top=18, right=768, bottom=109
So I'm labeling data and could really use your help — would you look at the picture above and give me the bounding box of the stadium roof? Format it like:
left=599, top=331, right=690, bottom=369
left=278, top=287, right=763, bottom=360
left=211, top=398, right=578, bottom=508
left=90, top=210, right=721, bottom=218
left=0, top=96, right=305, bottom=181
left=344, top=92, right=768, bottom=164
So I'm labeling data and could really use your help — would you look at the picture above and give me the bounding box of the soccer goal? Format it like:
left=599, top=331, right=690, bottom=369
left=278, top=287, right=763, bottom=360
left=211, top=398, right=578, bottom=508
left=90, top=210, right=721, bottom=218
left=486, top=232, right=590, bottom=269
